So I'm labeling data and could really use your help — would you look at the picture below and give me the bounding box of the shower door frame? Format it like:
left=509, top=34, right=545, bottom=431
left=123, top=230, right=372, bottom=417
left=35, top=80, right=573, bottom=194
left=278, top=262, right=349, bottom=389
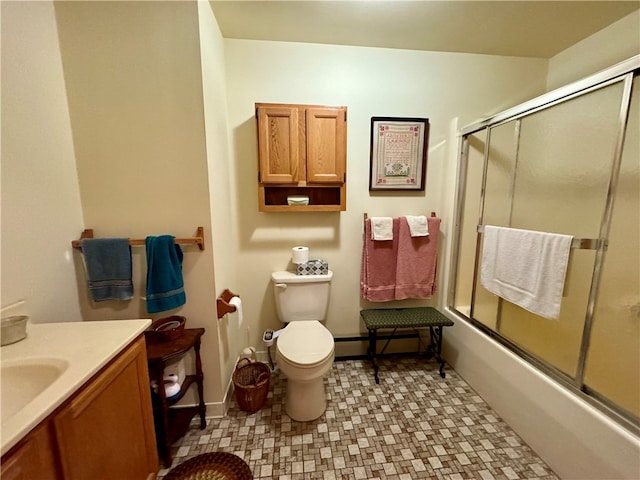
left=448, top=55, right=640, bottom=433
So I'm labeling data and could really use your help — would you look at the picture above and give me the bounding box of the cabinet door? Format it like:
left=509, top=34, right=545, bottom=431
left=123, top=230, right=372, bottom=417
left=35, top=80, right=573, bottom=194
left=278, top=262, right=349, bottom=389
left=53, top=337, right=157, bottom=480
left=306, top=107, right=346, bottom=184
left=0, top=421, right=60, bottom=480
left=257, top=106, right=301, bottom=183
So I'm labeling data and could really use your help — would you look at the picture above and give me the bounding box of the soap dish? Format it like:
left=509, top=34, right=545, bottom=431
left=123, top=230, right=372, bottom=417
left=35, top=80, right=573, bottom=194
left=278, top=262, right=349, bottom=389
left=1, top=315, right=28, bottom=346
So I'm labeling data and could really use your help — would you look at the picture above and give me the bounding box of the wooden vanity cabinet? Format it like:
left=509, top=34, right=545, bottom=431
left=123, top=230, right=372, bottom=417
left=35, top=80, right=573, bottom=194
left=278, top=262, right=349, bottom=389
left=256, top=103, right=347, bottom=212
left=0, top=335, right=158, bottom=480
left=0, top=421, right=59, bottom=480
left=54, top=335, right=157, bottom=480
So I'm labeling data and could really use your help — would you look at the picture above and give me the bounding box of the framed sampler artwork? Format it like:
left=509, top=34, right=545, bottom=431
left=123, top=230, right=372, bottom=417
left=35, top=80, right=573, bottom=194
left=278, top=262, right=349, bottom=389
left=369, top=117, right=430, bottom=191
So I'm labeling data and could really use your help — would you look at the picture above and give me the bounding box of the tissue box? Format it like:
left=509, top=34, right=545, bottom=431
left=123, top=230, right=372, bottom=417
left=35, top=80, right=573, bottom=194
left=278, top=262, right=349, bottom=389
left=296, top=259, right=329, bottom=275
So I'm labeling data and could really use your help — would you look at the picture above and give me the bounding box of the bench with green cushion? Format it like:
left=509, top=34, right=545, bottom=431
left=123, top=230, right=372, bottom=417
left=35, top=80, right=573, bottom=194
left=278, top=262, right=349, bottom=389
left=360, top=307, right=454, bottom=384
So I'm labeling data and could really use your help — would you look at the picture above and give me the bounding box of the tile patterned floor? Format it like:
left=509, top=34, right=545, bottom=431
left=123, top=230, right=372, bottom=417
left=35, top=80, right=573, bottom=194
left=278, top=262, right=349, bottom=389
left=158, top=356, right=559, bottom=479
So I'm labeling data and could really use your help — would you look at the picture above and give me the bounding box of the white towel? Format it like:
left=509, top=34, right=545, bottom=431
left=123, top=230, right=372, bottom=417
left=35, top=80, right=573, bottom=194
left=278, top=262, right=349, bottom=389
left=405, top=215, right=429, bottom=237
left=370, top=217, right=393, bottom=241
left=480, top=226, right=573, bottom=320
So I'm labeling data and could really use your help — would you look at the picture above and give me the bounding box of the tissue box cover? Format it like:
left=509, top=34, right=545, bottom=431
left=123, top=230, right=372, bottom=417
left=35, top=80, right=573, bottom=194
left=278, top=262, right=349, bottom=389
left=296, top=259, right=329, bottom=275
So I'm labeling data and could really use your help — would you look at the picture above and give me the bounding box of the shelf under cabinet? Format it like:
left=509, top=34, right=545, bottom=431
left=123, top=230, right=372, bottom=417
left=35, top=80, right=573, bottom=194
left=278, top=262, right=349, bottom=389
left=259, top=185, right=345, bottom=212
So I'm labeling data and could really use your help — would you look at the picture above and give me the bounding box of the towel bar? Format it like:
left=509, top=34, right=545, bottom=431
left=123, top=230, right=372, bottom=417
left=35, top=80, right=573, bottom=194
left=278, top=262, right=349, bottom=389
left=364, top=211, right=437, bottom=222
left=71, top=226, right=205, bottom=251
left=476, top=225, right=605, bottom=250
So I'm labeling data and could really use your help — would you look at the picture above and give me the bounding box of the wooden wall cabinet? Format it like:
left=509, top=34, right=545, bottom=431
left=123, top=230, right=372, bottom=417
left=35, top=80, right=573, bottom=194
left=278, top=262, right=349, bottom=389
left=256, top=102, right=347, bottom=212
left=1, top=336, right=158, bottom=480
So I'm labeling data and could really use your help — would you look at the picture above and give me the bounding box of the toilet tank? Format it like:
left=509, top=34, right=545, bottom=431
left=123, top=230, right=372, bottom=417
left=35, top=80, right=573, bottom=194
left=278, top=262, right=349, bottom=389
left=271, top=270, right=333, bottom=322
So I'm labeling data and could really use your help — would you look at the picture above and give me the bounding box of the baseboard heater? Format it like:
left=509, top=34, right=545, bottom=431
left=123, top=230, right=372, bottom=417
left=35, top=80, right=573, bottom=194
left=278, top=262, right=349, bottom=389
left=333, top=333, right=420, bottom=343
left=333, top=332, right=422, bottom=360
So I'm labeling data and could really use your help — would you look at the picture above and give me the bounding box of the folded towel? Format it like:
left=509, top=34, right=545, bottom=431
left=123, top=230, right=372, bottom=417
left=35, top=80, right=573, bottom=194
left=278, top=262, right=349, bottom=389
left=480, top=226, right=573, bottom=320
left=361, top=218, right=399, bottom=301
left=370, top=217, right=393, bottom=241
left=81, top=238, right=133, bottom=302
left=395, top=216, right=440, bottom=300
left=145, top=235, right=186, bottom=314
left=405, top=215, right=429, bottom=237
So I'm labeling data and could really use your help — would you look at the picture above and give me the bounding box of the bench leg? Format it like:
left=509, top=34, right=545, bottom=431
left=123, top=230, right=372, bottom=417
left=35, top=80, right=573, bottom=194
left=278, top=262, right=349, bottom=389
left=429, top=326, right=446, bottom=378
left=368, top=328, right=380, bottom=384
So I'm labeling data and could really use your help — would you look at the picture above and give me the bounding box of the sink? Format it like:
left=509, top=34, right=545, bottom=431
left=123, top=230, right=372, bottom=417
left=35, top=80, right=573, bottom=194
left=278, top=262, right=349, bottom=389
left=1, top=358, right=69, bottom=422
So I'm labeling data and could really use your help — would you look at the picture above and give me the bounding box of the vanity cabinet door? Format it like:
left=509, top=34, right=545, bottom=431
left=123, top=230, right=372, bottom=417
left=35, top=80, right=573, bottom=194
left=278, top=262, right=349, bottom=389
left=0, top=421, right=60, bottom=480
left=53, top=336, right=157, bottom=480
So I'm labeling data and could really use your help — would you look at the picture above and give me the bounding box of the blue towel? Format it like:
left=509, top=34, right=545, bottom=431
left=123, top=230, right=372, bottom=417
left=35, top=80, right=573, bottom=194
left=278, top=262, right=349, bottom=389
left=81, top=238, right=133, bottom=302
left=145, top=235, right=186, bottom=313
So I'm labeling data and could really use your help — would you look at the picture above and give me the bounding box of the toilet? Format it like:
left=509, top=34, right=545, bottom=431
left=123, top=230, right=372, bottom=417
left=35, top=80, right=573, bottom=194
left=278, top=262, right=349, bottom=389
left=271, top=270, right=335, bottom=421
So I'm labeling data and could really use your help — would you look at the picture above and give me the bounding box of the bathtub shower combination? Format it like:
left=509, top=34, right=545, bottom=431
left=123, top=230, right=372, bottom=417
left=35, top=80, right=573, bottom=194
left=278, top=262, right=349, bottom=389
left=449, top=56, right=639, bottom=431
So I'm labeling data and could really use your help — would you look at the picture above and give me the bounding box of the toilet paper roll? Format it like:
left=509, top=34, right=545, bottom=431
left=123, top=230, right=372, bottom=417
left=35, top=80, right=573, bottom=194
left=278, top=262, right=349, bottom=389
left=164, top=357, right=186, bottom=385
left=165, top=382, right=181, bottom=399
left=241, top=346, right=256, bottom=362
left=229, top=296, right=243, bottom=328
left=292, top=246, right=309, bottom=264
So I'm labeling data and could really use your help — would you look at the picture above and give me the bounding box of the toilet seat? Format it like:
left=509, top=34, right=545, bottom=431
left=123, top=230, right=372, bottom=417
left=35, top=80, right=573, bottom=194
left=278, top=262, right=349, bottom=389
left=277, top=321, right=334, bottom=367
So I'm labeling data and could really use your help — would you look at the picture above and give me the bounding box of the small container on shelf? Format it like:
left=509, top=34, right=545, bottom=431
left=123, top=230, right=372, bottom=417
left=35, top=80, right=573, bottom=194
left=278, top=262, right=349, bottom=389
left=287, top=195, right=310, bottom=206
left=147, top=316, right=186, bottom=342
left=1, top=315, right=28, bottom=346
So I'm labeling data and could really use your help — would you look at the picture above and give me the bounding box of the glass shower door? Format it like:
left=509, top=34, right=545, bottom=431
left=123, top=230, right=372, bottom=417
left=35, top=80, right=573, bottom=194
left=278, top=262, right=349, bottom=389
left=497, top=81, right=625, bottom=378
left=451, top=65, right=639, bottom=426
left=583, top=75, right=640, bottom=418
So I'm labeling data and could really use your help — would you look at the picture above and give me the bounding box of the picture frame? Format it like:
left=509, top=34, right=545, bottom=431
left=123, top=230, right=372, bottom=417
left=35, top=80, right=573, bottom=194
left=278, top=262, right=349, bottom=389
left=369, top=116, right=430, bottom=191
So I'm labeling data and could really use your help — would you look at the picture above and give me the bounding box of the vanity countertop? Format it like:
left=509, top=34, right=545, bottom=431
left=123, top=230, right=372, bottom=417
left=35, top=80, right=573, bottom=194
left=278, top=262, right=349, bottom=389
left=0, top=319, right=151, bottom=456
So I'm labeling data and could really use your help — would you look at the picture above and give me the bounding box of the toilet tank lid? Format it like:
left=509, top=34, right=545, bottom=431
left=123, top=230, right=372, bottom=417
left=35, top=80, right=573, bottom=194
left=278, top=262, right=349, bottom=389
left=271, top=270, right=333, bottom=283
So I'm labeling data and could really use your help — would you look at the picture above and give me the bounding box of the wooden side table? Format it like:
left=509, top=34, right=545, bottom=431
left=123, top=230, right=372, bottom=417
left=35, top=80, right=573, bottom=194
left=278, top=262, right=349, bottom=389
left=145, top=328, right=206, bottom=468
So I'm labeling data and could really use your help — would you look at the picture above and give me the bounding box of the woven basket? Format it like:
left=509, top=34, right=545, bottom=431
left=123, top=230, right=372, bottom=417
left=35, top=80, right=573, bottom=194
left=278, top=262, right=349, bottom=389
left=147, top=315, right=186, bottom=342
left=163, top=452, right=252, bottom=480
left=232, top=358, right=270, bottom=413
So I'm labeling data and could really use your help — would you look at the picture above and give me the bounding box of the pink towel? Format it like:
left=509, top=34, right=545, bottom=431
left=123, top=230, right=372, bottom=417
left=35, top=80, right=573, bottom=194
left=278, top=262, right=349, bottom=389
left=395, top=216, right=440, bottom=300
left=361, top=218, right=399, bottom=301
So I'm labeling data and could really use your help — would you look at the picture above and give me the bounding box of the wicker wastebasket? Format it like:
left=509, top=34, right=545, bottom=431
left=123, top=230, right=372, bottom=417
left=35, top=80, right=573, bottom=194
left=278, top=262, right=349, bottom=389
left=233, top=358, right=270, bottom=413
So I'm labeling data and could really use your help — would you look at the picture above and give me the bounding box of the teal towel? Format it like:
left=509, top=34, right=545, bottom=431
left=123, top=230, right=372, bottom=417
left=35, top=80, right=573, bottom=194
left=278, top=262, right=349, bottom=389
left=81, top=238, right=133, bottom=302
left=145, top=235, right=186, bottom=314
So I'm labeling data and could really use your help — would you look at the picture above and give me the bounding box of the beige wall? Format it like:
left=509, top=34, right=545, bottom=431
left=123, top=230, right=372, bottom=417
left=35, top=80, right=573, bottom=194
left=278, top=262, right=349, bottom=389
left=1, top=1, right=84, bottom=323
left=53, top=1, right=223, bottom=407
left=197, top=1, right=239, bottom=412
left=547, top=10, right=640, bottom=90
left=2, top=0, right=549, bottom=410
left=222, top=39, right=548, bottom=356
left=3, top=3, right=637, bottom=476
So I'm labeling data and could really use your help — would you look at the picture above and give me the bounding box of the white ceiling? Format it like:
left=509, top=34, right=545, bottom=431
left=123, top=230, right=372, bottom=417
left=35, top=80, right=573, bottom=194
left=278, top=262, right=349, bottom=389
left=209, top=1, right=639, bottom=58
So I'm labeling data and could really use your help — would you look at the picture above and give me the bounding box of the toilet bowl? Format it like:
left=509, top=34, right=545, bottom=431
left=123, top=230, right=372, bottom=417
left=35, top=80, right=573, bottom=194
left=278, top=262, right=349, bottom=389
left=276, top=321, right=334, bottom=421
left=271, top=270, right=334, bottom=421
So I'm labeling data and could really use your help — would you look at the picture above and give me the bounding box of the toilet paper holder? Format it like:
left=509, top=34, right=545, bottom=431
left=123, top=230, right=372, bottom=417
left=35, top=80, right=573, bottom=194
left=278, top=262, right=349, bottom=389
left=216, top=289, right=239, bottom=319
